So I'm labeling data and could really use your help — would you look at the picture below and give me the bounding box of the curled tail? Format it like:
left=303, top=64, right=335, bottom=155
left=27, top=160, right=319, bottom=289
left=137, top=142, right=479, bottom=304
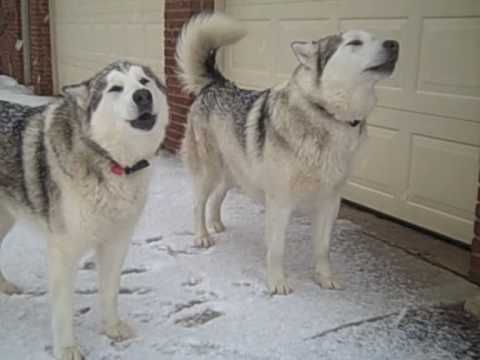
left=176, top=12, right=246, bottom=95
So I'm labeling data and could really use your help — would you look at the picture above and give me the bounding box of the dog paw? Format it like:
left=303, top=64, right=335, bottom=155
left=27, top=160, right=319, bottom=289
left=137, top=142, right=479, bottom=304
left=104, top=321, right=135, bottom=342
left=209, top=220, right=225, bottom=233
left=314, top=273, right=343, bottom=290
left=0, top=279, right=21, bottom=295
left=55, top=345, right=84, bottom=360
left=195, top=234, right=215, bottom=248
left=268, top=276, right=292, bottom=295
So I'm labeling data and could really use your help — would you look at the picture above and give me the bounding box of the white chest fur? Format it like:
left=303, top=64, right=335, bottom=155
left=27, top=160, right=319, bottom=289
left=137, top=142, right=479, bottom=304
left=55, top=168, right=152, bottom=247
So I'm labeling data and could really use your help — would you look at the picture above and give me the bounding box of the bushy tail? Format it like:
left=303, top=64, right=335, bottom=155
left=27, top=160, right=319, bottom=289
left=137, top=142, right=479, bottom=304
left=176, top=12, right=246, bottom=95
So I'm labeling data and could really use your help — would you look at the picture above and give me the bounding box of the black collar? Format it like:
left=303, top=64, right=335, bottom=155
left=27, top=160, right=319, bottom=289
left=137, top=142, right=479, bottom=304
left=124, top=159, right=150, bottom=175
left=82, top=136, right=150, bottom=176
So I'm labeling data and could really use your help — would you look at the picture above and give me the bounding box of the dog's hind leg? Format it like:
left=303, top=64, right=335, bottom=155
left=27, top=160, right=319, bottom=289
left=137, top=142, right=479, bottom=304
left=311, top=194, right=342, bottom=290
left=0, top=206, right=20, bottom=295
left=183, top=122, right=222, bottom=248
left=207, top=178, right=230, bottom=233
left=192, top=170, right=218, bottom=248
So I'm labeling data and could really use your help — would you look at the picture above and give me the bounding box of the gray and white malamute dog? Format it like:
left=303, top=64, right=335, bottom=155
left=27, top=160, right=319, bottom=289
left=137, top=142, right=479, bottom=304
left=0, top=61, right=168, bottom=359
left=178, top=14, right=398, bottom=295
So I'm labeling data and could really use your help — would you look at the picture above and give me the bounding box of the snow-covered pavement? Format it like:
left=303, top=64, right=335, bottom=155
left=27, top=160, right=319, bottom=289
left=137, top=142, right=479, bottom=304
left=0, top=75, right=54, bottom=106
left=0, top=155, right=479, bottom=359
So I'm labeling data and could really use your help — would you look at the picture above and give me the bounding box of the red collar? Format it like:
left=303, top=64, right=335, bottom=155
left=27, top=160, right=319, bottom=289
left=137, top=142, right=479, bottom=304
left=110, top=160, right=150, bottom=176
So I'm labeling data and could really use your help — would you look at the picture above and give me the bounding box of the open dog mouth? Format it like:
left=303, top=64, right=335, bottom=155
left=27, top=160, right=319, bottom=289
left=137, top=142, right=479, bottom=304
left=129, top=112, right=157, bottom=131
left=366, top=56, right=398, bottom=73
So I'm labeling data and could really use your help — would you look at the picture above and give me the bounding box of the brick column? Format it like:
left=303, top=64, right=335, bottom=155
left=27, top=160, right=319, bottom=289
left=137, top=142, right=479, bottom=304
left=0, top=0, right=24, bottom=82
left=29, top=0, right=53, bottom=95
left=163, top=0, right=214, bottom=153
left=471, top=173, right=480, bottom=284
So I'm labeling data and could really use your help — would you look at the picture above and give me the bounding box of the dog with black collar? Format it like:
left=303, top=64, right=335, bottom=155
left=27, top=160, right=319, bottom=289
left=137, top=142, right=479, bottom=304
left=178, top=13, right=398, bottom=295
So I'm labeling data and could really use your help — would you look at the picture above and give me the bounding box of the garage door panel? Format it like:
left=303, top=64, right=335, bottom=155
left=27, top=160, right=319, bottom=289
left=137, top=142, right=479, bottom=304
left=226, top=19, right=272, bottom=87
left=226, top=2, right=336, bottom=20
left=380, top=91, right=480, bottom=124
left=53, top=0, right=165, bottom=89
left=350, top=125, right=401, bottom=197
left=418, top=17, right=480, bottom=98
left=403, top=201, right=475, bottom=241
left=420, top=0, right=480, bottom=17
left=408, top=135, right=479, bottom=220
left=337, top=0, right=414, bottom=17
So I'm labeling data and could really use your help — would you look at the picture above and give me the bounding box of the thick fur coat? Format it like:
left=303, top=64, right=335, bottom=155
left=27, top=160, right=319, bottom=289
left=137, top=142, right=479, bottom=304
left=178, top=13, right=398, bottom=294
left=0, top=61, right=168, bottom=359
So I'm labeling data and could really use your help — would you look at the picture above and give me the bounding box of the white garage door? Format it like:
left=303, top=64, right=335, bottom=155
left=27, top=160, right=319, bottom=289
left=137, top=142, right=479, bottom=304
left=51, top=0, right=165, bottom=89
left=223, top=0, right=480, bottom=244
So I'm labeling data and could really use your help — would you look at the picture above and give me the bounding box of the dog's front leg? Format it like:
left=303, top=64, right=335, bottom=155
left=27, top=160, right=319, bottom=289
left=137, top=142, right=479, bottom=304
left=48, top=244, right=84, bottom=360
left=265, top=195, right=292, bottom=295
left=96, top=235, right=135, bottom=342
left=312, top=194, right=342, bottom=289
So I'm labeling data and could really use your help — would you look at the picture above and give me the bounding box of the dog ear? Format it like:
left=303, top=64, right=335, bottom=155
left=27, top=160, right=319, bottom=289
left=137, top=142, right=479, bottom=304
left=291, top=41, right=317, bottom=69
left=316, top=34, right=343, bottom=76
left=62, top=81, right=90, bottom=109
left=141, top=66, right=166, bottom=94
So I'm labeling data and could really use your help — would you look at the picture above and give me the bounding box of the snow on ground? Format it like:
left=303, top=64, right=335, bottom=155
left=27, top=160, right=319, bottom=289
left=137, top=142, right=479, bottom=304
left=0, top=75, right=54, bottom=106
left=0, top=155, right=478, bottom=360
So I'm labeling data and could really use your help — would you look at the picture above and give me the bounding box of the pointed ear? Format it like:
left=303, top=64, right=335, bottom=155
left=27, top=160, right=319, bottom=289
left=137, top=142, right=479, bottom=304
left=62, top=81, right=90, bottom=109
left=142, top=66, right=166, bottom=94
left=291, top=41, right=317, bottom=69
left=316, top=34, right=343, bottom=75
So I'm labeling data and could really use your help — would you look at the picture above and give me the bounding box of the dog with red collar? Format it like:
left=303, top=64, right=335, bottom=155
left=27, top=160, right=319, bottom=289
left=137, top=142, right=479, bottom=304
left=0, top=61, right=168, bottom=359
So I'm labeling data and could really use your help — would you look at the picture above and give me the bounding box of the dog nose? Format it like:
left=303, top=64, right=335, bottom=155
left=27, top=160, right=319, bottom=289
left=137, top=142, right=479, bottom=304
left=133, top=89, right=152, bottom=109
left=383, top=40, right=399, bottom=52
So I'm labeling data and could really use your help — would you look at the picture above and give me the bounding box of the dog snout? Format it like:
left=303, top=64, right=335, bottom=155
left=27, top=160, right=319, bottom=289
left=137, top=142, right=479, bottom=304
left=133, top=89, right=152, bottom=110
left=383, top=40, right=399, bottom=55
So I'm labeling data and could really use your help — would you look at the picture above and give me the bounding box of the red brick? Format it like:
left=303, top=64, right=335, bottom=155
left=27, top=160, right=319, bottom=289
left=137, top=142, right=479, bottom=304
left=166, top=126, right=185, bottom=140
left=472, top=236, right=480, bottom=254
left=163, top=137, right=182, bottom=153
left=165, top=57, right=177, bottom=67
left=171, top=113, right=187, bottom=124
left=168, top=121, right=186, bottom=133
left=475, top=219, right=480, bottom=237
left=166, top=9, right=194, bottom=20
left=164, top=0, right=214, bottom=152
left=29, top=0, right=53, bottom=95
left=165, top=1, right=193, bottom=11
left=470, top=253, right=480, bottom=284
left=169, top=95, right=193, bottom=107
left=0, top=0, right=24, bottom=82
left=169, top=104, right=190, bottom=116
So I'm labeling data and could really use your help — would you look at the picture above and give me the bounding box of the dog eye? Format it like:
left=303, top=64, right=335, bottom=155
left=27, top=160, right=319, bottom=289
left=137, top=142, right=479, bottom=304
left=139, top=78, right=150, bottom=85
left=347, top=40, right=363, bottom=46
left=108, top=85, right=123, bottom=93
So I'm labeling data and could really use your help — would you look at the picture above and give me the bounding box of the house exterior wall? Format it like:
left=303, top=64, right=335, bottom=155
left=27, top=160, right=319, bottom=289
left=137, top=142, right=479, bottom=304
left=1, top=0, right=479, bottom=283
left=0, top=0, right=23, bottom=82
left=163, top=0, right=214, bottom=152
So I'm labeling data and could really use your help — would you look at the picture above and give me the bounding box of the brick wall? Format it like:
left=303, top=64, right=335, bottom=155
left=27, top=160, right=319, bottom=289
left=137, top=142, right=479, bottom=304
left=163, top=0, right=214, bottom=152
left=29, top=0, right=53, bottom=95
left=0, top=0, right=23, bottom=82
left=471, top=174, right=480, bottom=284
